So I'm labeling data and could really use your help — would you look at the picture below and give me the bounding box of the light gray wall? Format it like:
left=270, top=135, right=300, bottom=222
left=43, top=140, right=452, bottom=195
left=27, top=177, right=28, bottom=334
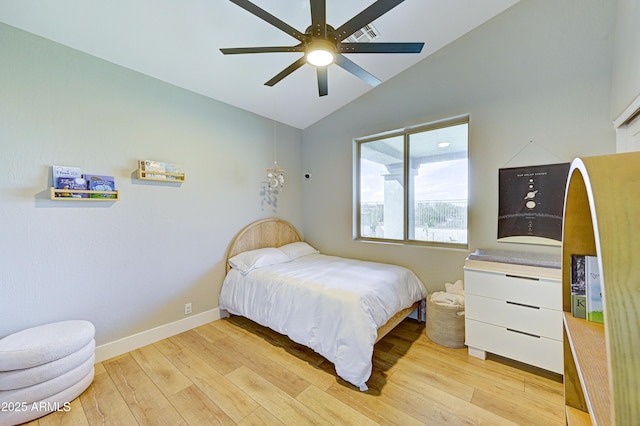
left=611, top=0, right=640, bottom=118
left=0, top=22, right=303, bottom=343
left=301, top=0, right=617, bottom=292
left=0, top=0, right=623, bottom=345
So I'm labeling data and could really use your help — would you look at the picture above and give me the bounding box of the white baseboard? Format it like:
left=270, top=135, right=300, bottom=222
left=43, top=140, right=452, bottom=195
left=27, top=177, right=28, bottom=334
left=95, top=308, right=221, bottom=363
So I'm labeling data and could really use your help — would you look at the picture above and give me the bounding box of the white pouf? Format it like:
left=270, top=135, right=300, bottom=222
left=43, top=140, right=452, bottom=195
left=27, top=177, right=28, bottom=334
left=0, top=339, right=95, bottom=391
left=0, top=368, right=94, bottom=426
left=0, top=320, right=95, bottom=371
left=0, top=354, right=94, bottom=405
left=0, top=320, right=96, bottom=426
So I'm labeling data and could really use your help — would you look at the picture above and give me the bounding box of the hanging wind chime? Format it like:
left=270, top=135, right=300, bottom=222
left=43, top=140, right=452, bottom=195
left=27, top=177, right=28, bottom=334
left=267, top=119, right=285, bottom=192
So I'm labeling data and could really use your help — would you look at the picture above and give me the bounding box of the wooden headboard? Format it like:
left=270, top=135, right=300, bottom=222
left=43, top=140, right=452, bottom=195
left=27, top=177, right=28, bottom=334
left=226, top=218, right=302, bottom=272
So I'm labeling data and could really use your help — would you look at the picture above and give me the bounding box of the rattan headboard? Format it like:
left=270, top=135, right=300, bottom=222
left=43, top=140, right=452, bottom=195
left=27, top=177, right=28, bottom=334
left=226, top=218, right=302, bottom=272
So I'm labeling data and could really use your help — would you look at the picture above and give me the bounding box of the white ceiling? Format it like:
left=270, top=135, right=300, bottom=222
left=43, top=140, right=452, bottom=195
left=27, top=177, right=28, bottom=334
left=0, top=0, right=518, bottom=129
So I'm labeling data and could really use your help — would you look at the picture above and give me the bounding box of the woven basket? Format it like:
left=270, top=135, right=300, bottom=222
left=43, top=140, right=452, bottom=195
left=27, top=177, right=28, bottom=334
left=425, top=294, right=466, bottom=348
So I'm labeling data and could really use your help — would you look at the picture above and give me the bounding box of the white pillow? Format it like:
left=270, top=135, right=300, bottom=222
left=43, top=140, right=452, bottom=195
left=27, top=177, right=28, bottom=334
left=278, top=241, right=319, bottom=260
left=228, top=247, right=291, bottom=275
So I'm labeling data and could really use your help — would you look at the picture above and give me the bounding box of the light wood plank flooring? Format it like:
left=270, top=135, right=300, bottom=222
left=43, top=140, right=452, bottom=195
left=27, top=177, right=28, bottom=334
left=24, top=317, right=564, bottom=425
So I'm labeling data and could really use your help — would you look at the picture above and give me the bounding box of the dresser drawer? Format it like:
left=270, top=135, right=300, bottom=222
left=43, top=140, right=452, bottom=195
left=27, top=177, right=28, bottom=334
left=465, top=319, right=563, bottom=373
left=465, top=294, right=563, bottom=340
left=464, top=268, right=561, bottom=310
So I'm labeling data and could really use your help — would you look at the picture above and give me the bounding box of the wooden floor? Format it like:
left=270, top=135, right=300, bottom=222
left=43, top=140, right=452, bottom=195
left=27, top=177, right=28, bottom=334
left=24, top=317, right=564, bottom=425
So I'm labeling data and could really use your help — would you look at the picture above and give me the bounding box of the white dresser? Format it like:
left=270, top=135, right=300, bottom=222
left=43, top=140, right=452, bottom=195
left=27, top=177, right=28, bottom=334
left=464, top=250, right=562, bottom=374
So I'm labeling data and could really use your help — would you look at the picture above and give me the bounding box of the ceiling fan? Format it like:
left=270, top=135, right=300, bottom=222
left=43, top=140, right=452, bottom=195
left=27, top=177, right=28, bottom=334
left=220, top=0, right=425, bottom=96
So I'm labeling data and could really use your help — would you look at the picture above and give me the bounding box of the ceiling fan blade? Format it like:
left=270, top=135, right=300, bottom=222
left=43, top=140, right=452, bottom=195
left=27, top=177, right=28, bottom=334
left=339, top=42, right=424, bottom=54
left=335, top=54, right=381, bottom=87
left=310, top=0, right=327, bottom=38
left=265, top=57, right=307, bottom=87
left=334, top=0, right=405, bottom=41
left=317, top=66, right=328, bottom=96
left=221, top=45, right=305, bottom=55
left=228, top=0, right=306, bottom=42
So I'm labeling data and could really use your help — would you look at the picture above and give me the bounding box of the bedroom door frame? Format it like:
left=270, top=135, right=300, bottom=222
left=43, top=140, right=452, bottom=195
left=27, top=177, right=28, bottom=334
left=614, top=94, right=640, bottom=153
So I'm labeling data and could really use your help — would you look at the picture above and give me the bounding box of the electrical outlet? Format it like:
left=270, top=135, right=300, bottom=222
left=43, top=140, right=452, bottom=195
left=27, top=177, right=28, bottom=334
left=184, top=303, right=192, bottom=315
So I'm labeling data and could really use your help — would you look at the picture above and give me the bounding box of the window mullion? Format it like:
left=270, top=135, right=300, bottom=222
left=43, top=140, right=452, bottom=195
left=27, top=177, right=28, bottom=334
left=404, top=133, right=409, bottom=241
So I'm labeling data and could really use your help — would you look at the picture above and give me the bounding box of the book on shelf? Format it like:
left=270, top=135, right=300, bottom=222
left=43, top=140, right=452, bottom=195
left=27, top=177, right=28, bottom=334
left=56, top=177, right=87, bottom=198
left=52, top=165, right=85, bottom=198
left=571, top=294, right=586, bottom=319
left=141, top=160, right=166, bottom=179
left=83, top=174, right=116, bottom=198
left=164, top=162, right=183, bottom=180
left=585, top=255, right=604, bottom=323
left=53, top=165, right=82, bottom=183
left=570, top=254, right=587, bottom=319
left=140, top=160, right=182, bottom=180
left=570, top=254, right=603, bottom=322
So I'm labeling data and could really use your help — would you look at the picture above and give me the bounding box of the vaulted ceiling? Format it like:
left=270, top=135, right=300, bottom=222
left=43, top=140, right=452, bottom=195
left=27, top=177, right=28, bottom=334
left=0, top=0, right=518, bottom=129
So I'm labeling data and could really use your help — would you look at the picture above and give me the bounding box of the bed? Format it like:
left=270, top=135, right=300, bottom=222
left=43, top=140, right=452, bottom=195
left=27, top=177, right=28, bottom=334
left=219, top=218, right=427, bottom=391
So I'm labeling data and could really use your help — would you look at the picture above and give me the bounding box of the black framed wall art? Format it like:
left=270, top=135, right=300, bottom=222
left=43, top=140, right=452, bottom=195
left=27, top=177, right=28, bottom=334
left=497, top=162, right=570, bottom=246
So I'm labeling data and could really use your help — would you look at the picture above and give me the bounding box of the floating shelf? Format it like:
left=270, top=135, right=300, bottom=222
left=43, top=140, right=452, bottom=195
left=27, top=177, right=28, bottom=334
left=136, top=160, right=185, bottom=182
left=50, top=188, right=119, bottom=201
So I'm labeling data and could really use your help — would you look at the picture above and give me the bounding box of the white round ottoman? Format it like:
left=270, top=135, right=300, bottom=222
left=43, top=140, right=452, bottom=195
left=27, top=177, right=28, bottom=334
left=0, top=320, right=95, bottom=426
left=0, top=339, right=95, bottom=390
left=0, top=320, right=94, bottom=371
left=0, top=368, right=94, bottom=426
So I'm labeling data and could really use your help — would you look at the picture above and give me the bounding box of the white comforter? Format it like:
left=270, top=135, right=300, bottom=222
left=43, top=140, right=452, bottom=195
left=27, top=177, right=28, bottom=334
left=219, top=253, right=427, bottom=390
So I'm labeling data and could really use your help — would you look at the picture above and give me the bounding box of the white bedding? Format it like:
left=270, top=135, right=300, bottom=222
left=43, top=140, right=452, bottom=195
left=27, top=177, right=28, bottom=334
left=219, top=253, right=427, bottom=390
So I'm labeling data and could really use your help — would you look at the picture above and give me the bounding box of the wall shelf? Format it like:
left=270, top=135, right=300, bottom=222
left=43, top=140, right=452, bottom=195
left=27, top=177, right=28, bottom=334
left=136, top=160, right=185, bottom=182
left=562, top=152, right=640, bottom=425
left=50, top=188, right=119, bottom=201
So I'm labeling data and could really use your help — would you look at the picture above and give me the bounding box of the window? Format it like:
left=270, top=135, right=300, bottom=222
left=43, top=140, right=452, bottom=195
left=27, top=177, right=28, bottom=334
left=356, top=117, right=468, bottom=247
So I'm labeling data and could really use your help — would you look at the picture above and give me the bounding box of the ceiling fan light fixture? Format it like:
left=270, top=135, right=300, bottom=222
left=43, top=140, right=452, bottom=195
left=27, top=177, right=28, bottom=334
left=306, top=39, right=336, bottom=67
left=221, top=0, right=425, bottom=96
